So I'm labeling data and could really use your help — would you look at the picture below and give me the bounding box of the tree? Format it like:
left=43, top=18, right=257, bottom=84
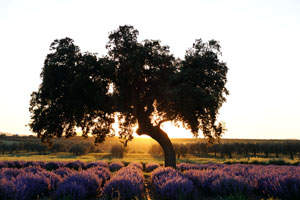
left=29, top=25, right=228, bottom=167
left=110, top=143, right=126, bottom=158
left=69, top=143, right=90, bottom=156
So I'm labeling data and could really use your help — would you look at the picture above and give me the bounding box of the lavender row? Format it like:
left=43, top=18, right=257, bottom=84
left=0, top=165, right=111, bottom=200
left=150, top=167, right=194, bottom=200
left=179, top=163, right=300, bottom=199
left=103, top=165, right=145, bottom=200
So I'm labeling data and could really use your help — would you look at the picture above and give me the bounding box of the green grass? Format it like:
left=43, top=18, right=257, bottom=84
left=0, top=152, right=299, bottom=166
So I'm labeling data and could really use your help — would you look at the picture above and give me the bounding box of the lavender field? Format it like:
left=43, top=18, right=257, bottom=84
left=0, top=161, right=300, bottom=200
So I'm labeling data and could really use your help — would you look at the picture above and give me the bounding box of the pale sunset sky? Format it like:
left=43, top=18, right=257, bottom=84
left=0, top=0, right=299, bottom=139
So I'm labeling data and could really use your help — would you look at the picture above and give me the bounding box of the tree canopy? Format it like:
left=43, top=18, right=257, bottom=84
left=29, top=25, right=229, bottom=167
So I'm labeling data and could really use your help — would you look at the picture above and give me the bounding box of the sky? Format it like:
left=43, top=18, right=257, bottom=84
left=0, top=0, right=299, bottom=139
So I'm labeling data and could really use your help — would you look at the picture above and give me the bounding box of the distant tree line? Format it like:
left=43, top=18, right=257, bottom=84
left=0, top=141, right=102, bottom=156
left=149, top=142, right=300, bottom=159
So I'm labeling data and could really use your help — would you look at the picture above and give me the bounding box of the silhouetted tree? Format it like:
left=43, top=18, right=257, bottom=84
left=29, top=25, right=228, bottom=167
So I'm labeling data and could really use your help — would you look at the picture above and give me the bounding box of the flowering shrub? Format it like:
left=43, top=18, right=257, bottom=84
left=64, top=160, right=86, bottom=170
left=14, top=172, right=50, bottom=200
left=210, top=174, right=253, bottom=197
left=44, top=162, right=63, bottom=171
left=53, top=167, right=74, bottom=178
left=109, top=162, right=124, bottom=171
left=184, top=169, right=221, bottom=194
left=103, top=166, right=144, bottom=199
left=54, top=170, right=102, bottom=200
left=151, top=167, right=194, bottom=200
left=54, top=181, right=87, bottom=200
left=86, top=166, right=111, bottom=186
left=40, top=171, right=62, bottom=191
left=128, top=162, right=143, bottom=170
left=12, top=161, right=24, bottom=169
left=0, top=178, right=15, bottom=200
left=145, top=163, right=160, bottom=172
left=0, top=168, right=25, bottom=180
left=248, top=165, right=300, bottom=199
left=23, top=166, right=46, bottom=174
left=23, top=161, right=45, bottom=168
left=86, top=161, right=109, bottom=169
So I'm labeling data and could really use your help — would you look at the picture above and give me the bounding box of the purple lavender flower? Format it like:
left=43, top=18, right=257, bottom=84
left=64, top=160, right=86, bottom=170
left=128, top=162, right=143, bottom=170
left=103, top=166, right=144, bottom=200
left=109, top=162, right=124, bottom=172
left=14, top=172, right=50, bottom=200
left=151, top=167, right=194, bottom=200
left=0, top=178, right=16, bottom=200
left=145, top=163, right=160, bottom=172
left=86, top=161, right=109, bottom=169
left=0, top=168, right=25, bottom=180
left=44, top=162, right=63, bottom=171
left=54, top=170, right=102, bottom=199
left=53, top=167, right=74, bottom=178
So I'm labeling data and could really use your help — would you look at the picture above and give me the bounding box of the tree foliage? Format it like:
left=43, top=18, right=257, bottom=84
left=29, top=25, right=229, bottom=166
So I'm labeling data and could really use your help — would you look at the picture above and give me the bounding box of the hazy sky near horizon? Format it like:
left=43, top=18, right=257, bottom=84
left=0, top=0, right=299, bottom=139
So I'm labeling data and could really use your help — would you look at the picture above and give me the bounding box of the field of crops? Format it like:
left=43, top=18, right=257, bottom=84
left=0, top=161, right=300, bottom=200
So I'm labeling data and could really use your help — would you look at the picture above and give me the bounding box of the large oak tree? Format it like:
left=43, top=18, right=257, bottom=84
left=29, top=25, right=229, bottom=167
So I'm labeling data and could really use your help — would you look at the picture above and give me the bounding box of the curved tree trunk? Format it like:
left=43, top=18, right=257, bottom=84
left=136, top=119, right=176, bottom=168
left=150, top=126, right=176, bottom=168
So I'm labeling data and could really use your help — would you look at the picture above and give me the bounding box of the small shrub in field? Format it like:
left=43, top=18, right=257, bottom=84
left=145, top=163, right=160, bottom=172
left=40, top=171, right=62, bottom=191
left=64, top=160, right=86, bottom=170
left=86, top=161, right=109, bottom=169
left=86, top=166, right=111, bottom=187
left=23, top=166, right=46, bottom=174
left=0, top=168, right=25, bottom=180
left=23, top=161, right=45, bottom=168
left=177, top=163, right=205, bottom=171
left=103, top=166, right=144, bottom=200
left=12, top=161, right=24, bottom=169
left=128, top=162, right=143, bottom=170
left=0, top=178, right=16, bottom=200
left=110, top=144, right=126, bottom=158
left=151, top=167, right=194, bottom=200
left=184, top=169, right=221, bottom=194
left=109, top=162, right=124, bottom=172
left=210, top=175, right=253, bottom=197
left=44, top=162, right=63, bottom=171
left=14, top=172, right=50, bottom=200
left=0, top=162, right=13, bottom=169
left=54, top=171, right=102, bottom=200
left=53, top=167, right=74, bottom=178
left=54, top=181, right=87, bottom=200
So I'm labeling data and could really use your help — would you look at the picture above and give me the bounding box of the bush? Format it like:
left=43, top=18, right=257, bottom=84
left=14, top=172, right=50, bottom=200
left=128, top=162, right=143, bottom=170
left=0, top=178, right=15, bottom=200
left=86, top=161, right=108, bottom=169
left=69, top=143, right=90, bottom=156
left=54, top=171, right=102, bottom=200
left=53, top=167, right=74, bottom=178
left=109, top=162, right=124, bottom=172
left=151, top=167, right=194, bottom=200
left=0, top=168, right=25, bottom=180
left=64, top=160, right=86, bottom=170
left=103, top=166, right=144, bottom=200
left=86, top=166, right=111, bottom=187
left=44, top=162, right=63, bottom=171
left=110, top=144, right=126, bottom=158
left=145, top=163, right=160, bottom=172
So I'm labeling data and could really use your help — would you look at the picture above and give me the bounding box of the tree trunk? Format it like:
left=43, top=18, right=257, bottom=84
left=137, top=120, right=176, bottom=168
